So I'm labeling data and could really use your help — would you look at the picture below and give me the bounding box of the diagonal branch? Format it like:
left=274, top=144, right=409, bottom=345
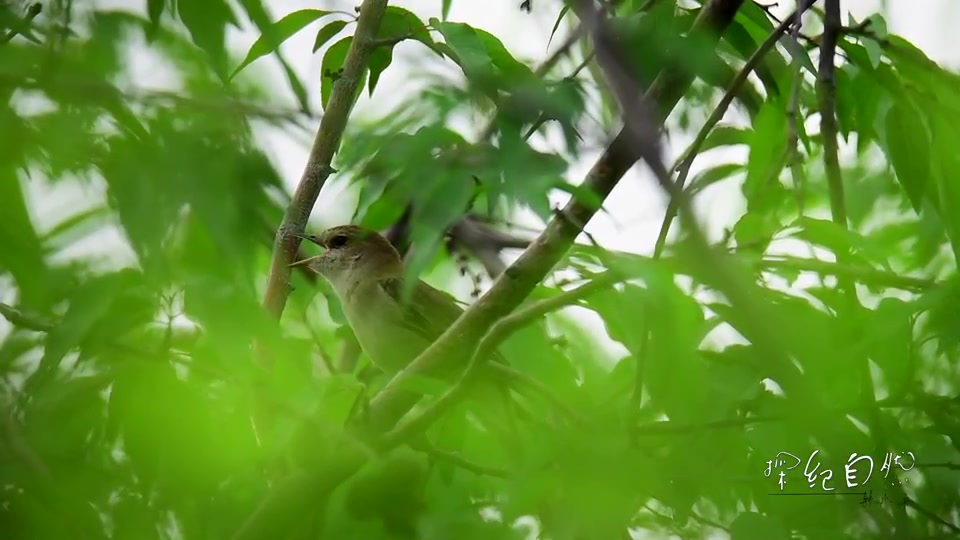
left=261, top=0, right=390, bottom=327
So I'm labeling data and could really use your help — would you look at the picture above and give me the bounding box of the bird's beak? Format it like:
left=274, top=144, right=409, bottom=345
left=288, top=255, right=321, bottom=269
left=291, top=231, right=323, bottom=247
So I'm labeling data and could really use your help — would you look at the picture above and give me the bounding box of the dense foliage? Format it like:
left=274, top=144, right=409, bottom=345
left=1, top=1, right=958, bottom=539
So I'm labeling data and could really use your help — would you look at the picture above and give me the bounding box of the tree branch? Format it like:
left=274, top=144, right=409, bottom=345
left=261, top=0, right=390, bottom=325
left=817, top=0, right=846, bottom=228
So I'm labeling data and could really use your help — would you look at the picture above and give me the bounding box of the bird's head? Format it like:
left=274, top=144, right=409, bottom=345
left=290, top=225, right=402, bottom=290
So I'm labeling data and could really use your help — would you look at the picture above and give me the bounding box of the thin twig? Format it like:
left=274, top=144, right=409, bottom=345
left=785, top=7, right=808, bottom=216
left=411, top=441, right=509, bottom=478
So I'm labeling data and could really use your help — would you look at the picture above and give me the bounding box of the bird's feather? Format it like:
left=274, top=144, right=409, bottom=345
left=377, top=276, right=507, bottom=366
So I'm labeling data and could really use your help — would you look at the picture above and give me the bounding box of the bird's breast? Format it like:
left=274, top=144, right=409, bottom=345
left=341, top=290, right=429, bottom=374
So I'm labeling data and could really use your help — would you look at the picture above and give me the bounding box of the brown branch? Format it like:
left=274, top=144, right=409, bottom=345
left=655, top=0, right=818, bottom=257
left=261, top=0, right=390, bottom=326
left=817, top=0, right=846, bottom=228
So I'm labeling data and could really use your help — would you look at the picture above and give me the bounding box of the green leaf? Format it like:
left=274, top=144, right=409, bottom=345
left=35, top=270, right=140, bottom=382
left=858, top=298, right=916, bottom=400
left=434, top=20, right=499, bottom=88
left=927, top=113, right=960, bottom=264
left=0, top=164, right=47, bottom=308
left=313, top=19, right=349, bottom=52
left=688, top=163, right=743, bottom=195
left=232, top=9, right=337, bottom=79
left=744, top=99, right=788, bottom=212
left=146, top=0, right=166, bottom=38
left=364, top=6, right=437, bottom=96
left=367, top=45, right=395, bottom=96
left=862, top=37, right=884, bottom=69
left=378, top=6, right=434, bottom=47
left=785, top=217, right=892, bottom=269
left=433, top=20, right=540, bottom=100
left=548, top=6, right=570, bottom=49
left=730, top=512, right=791, bottom=540
left=733, top=212, right=776, bottom=252
left=883, top=92, right=930, bottom=213
left=441, top=0, right=453, bottom=20
left=700, top=125, right=751, bottom=153
left=866, top=13, right=889, bottom=39
left=590, top=285, right=647, bottom=355
left=178, top=0, right=237, bottom=78
left=320, top=36, right=353, bottom=110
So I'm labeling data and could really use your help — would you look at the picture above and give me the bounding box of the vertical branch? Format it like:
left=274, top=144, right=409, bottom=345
left=816, top=0, right=846, bottom=228
left=785, top=7, right=808, bottom=217
left=261, top=0, right=390, bottom=327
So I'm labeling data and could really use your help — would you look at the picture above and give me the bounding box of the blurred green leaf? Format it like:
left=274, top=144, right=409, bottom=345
left=744, top=98, right=788, bottom=212
left=730, top=512, right=790, bottom=540
left=882, top=91, right=930, bottom=213
left=321, top=36, right=353, bottom=110
left=232, top=9, right=337, bottom=79
left=177, top=0, right=238, bottom=78
left=313, top=19, right=349, bottom=52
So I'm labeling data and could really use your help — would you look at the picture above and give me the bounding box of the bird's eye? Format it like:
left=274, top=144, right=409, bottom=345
left=328, top=234, right=349, bottom=249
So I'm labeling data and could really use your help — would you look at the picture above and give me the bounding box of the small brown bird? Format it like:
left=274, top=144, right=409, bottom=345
left=290, top=225, right=521, bottom=449
left=290, top=224, right=507, bottom=377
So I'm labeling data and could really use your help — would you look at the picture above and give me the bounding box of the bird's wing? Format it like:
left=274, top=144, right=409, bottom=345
left=377, top=277, right=463, bottom=342
left=377, top=276, right=506, bottom=364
